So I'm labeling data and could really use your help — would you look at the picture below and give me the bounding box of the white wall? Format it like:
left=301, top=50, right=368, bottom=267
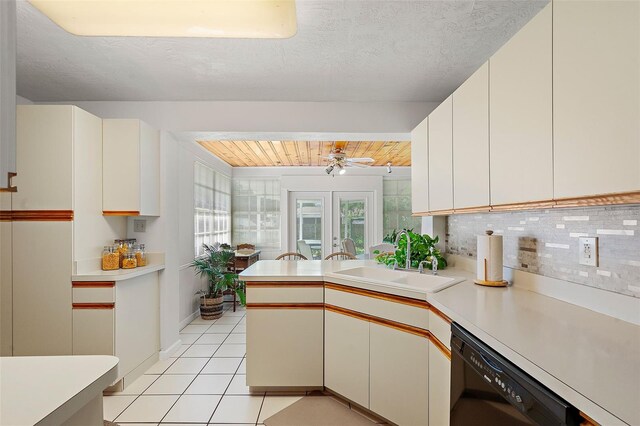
left=126, top=132, right=232, bottom=347
left=48, top=101, right=437, bottom=136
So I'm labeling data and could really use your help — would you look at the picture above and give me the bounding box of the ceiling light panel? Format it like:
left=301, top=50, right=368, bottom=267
left=28, top=0, right=297, bottom=38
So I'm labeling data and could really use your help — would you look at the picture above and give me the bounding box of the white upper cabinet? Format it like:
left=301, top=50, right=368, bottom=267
left=553, top=0, right=640, bottom=199
left=489, top=4, right=553, bottom=205
left=428, top=96, right=454, bottom=211
left=410, top=117, right=429, bottom=214
left=103, top=119, right=160, bottom=216
left=453, top=62, right=490, bottom=209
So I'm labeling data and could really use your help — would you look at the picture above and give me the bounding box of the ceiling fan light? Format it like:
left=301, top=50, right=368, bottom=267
left=27, top=0, right=297, bottom=38
left=339, top=168, right=346, bottom=175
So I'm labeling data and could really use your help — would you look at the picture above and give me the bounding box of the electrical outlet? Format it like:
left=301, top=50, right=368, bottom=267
left=578, top=237, right=598, bottom=267
left=134, top=219, right=146, bottom=233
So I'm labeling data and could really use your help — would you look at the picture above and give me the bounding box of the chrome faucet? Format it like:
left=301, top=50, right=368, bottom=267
left=394, top=230, right=411, bottom=270
left=430, top=246, right=438, bottom=275
left=418, top=260, right=429, bottom=274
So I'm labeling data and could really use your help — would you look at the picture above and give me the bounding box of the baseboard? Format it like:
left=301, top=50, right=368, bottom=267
left=179, top=309, right=200, bottom=331
left=446, top=254, right=640, bottom=325
left=159, top=338, right=183, bottom=360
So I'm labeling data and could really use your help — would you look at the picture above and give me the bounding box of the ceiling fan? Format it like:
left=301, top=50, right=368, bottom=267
left=323, top=142, right=375, bottom=175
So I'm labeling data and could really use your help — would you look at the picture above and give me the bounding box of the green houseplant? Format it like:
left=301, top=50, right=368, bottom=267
left=375, top=230, right=447, bottom=271
left=190, top=243, right=246, bottom=320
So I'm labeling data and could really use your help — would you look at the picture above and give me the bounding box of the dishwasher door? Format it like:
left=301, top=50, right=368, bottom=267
left=450, top=323, right=581, bottom=426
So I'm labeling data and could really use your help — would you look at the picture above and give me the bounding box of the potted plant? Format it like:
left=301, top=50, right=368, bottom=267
left=190, top=243, right=246, bottom=320
left=375, top=230, right=447, bottom=271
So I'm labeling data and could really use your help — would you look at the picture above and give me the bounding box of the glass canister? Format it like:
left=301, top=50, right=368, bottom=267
left=135, top=244, right=147, bottom=267
left=101, top=246, right=119, bottom=271
left=114, top=239, right=127, bottom=267
left=122, top=252, right=137, bottom=269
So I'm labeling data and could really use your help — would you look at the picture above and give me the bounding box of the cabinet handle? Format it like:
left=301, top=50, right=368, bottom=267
left=0, top=172, right=17, bottom=193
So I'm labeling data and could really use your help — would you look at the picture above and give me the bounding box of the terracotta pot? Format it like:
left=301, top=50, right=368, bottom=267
left=200, top=295, right=224, bottom=320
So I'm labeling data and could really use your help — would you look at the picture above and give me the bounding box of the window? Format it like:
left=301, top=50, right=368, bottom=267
left=383, top=179, right=422, bottom=238
left=194, top=162, right=231, bottom=256
left=232, top=178, right=281, bottom=249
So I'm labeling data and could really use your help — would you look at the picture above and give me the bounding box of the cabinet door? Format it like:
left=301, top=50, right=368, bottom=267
left=429, top=342, right=451, bottom=426
left=73, top=308, right=115, bottom=355
left=411, top=117, right=429, bottom=214
left=489, top=4, right=553, bottom=205
left=325, top=310, right=369, bottom=408
left=370, top=323, right=429, bottom=426
left=247, top=308, right=323, bottom=387
left=453, top=62, right=490, bottom=209
left=12, top=221, right=72, bottom=355
left=14, top=105, right=73, bottom=210
left=428, top=96, right=454, bottom=212
left=553, top=1, right=640, bottom=198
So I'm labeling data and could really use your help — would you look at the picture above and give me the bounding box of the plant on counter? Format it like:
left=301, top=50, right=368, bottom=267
left=190, top=243, right=246, bottom=320
left=375, top=230, right=447, bottom=271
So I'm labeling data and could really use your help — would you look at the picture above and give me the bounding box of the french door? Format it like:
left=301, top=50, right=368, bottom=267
left=289, top=191, right=374, bottom=259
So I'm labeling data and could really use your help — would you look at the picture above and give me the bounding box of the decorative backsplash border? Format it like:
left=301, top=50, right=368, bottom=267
left=445, top=205, right=640, bottom=298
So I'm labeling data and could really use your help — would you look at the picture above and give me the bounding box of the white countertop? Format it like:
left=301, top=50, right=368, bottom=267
left=0, top=355, right=119, bottom=425
left=72, top=262, right=165, bottom=282
left=239, top=259, right=640, bottom=425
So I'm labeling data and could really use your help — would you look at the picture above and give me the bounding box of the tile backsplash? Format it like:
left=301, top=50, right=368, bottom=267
left=446, top=205, right=640, bottom=298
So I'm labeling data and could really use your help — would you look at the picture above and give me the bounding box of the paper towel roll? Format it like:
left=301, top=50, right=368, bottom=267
left=476, top=230, right=505, bottom=285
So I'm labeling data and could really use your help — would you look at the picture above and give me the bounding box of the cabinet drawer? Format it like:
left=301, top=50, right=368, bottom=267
left=72, top=287, right=115, bottom=303
left=429, top=309, right=451, bottom=349
left=325, top=285, right=429, bottom=330
left=247, top=285, right=323, bottom=304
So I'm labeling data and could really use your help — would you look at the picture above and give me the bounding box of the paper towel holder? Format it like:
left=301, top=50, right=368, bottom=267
left=474, top=230, right=508, bottom=287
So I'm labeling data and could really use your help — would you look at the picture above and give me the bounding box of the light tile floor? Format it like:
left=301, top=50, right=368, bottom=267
left=104, top=303, right=384, bottom=425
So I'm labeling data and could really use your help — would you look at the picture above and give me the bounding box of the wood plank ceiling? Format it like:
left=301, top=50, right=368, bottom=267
left=197, top=140, right=411, bottom=167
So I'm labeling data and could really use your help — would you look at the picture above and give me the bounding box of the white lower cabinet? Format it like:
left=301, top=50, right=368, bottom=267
left=324, top=310, right=370, bottom=408
left=428, top=343, right=451, bottom=426
left=370, top=323, right=429, bottom=426
left=246, top=308, right=323, bottom=387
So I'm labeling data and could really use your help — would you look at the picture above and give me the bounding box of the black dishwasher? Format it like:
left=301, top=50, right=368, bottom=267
left=450, top=323, right=581, bottom=426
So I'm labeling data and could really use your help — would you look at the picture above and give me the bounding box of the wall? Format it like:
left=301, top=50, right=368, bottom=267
left=0, top=0, right=16, bottom=189
left=50, top=101, right=437, bottom=136
left=126, top=132, right=232, bottom=346
left=446, top=205, right=640, bottom=298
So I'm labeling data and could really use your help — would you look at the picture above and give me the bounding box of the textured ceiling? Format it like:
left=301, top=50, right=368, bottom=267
left=16, top=0, right=548, bottom=102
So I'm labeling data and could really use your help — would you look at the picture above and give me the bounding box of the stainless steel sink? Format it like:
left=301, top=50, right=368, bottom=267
left=330, top=266, right=464, bottom=293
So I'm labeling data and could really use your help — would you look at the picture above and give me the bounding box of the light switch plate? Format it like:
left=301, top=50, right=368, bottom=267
left=134, top=219, right=146, bottom=233
left=578, top=237, right=598, bottom=267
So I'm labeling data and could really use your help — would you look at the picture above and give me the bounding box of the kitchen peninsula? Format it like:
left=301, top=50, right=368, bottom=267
left=240, top=260, right=640, bottom=426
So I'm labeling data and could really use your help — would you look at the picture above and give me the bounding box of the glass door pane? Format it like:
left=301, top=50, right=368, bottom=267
left=296, top=199, right=323, bottom=259
left=332, top=192, right=374, bottom=258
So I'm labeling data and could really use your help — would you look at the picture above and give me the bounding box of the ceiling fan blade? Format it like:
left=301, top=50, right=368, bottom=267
left=347, top=157, right=374, bottom=163
left=348, top=162, right=370, bottom=168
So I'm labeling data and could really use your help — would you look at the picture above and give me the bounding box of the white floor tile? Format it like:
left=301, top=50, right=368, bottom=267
left=213, top=316, right=241, bottom=325
left=223, top=310, right=246, bottom=317
left=224, top=375, right=252, bottom=395
left=103, top=395, right=136, bottom=421
left=195, top=334, right=227, bottom=345
left=115, top=395, right=179, bottom=423
left=145, top=358, right=177, bottom=375
left=182, top=344, right=220, bottom=358
left=237, top=358, right=246, bottom=374
left=162, top=394, right=222, bottom=423
left=170, top=344, right=191, bottom=358
left=185, top=374, right=233, bottom=394
left=201, top=358, right=243, bottom=374
left=213, top=344, right=246, bottom=358
left=106, top=374, right=159, bottom=396
left=223, top=333, right=245, bottom=344
left=205, top=324, right=235, bottom=334
left=190, top=316, right=216, bottom=324
left=209, top=395, right=264, bottom=424
left=179, top=333, right=200, bottom=344
left=165, top=358, right=209, bottom=374
left=231, top=324, right=246, bottom=333
left=181, top=324, right=210, bottom=334
left=258, top=396, right=304, bottom=422
left=143, top=374, right=196, bottom=395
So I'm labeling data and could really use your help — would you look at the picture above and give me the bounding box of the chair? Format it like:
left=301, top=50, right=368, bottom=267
left=324, top=252, right=357, bottom=260
left=275, top=252, right=308, bottom=260
left=369, top=243, right=395, bottom=257
left=297, top=240, right=314, bottom=260
left=341, top=238, right=357, bottom=257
